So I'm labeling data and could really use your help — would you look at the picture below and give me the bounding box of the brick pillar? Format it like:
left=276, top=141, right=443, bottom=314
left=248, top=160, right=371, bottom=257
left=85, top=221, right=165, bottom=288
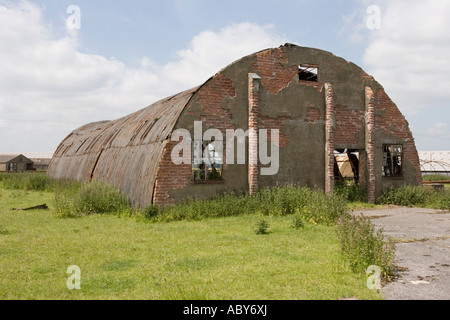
left=365, top=86, right=376, bottom=203
left=248, top=73, right=261, bottom=195
left=358, top=149, right=366, bottom=186
left=325, top=83, right=335, bottom=194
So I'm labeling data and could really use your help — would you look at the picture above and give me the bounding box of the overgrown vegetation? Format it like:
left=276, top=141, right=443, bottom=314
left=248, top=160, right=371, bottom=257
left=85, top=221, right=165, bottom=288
left=334, top=180, right=368, bottom=203
left=150, top=186, right=349, bottom=225
left=0, top=172, right=82, bottom=193
left=0, top=172, right=57, bottom=191
left=0, top=173, right=131, bottom=217
left=54, top=180, right=132, bottom=217
left=377, top=185, right=450, bottom=210
left=336, top=214, right=396, bottom=279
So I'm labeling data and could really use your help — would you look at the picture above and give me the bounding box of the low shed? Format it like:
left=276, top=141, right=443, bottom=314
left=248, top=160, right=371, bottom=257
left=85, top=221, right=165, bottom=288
left=0, top=154, right=34, bottom=173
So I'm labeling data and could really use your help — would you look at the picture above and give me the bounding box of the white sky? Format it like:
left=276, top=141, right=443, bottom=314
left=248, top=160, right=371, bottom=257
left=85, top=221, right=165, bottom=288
left=0, top=0, right=449, bottom=153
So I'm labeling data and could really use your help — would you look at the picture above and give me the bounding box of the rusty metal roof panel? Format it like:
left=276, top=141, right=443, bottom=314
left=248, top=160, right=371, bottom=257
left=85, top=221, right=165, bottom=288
left=48, top=153, right=98, bottom=181
left=92, top=143, right=166, bottom=208
left=48, top=87, right=199, bottom=208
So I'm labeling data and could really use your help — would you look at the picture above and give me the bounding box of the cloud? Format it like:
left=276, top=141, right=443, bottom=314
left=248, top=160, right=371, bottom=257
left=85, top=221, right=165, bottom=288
left=419, top=121, right=450, bottom=151
left=341, top=0, right=450, bottom=150
left=0, top=1, right=285, bottom=152
left=339, top=1, right=371, bottom=44
left=161, top=23, right=285, bottom=90
left=361, top=0, right=450, bottom=116
left=426, top=122, right=449, bottom=140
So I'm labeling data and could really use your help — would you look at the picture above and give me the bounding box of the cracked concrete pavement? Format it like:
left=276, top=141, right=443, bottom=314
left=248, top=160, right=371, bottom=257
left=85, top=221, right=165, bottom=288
left=355, top=207, right=450, bottom=300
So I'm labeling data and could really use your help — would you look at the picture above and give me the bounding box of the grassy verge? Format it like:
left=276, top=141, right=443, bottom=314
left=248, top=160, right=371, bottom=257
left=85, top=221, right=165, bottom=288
left=0, top=172, right=60, bottom=192
left=0, top=187, right=382, bottom=300
left=422, top=174, right=450, bottom=181
left=147, top=186, right=349, bottom=226
left=377, top=185, right=450, bottom=210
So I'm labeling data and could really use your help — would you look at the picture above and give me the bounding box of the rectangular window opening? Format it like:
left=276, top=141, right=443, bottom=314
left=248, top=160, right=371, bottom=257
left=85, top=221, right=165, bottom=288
left=382, top=145, right=403, bottom=177
left=299, top=64, right=319, bottom=82
left=334, top=149, right=360, bottom=185
left=192, top=140, right=223, bottom=183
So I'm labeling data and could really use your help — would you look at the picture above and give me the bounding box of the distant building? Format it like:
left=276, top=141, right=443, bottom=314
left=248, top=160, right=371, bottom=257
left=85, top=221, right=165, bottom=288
left=0, top=152, right=53, bottom=172
left=30, top=158, right=52, bottom=171
left=24, top=152, right=53, bottom=171
left=0, top=154, right=34, bottom=172
left=419, top=151, right=450, bottom=176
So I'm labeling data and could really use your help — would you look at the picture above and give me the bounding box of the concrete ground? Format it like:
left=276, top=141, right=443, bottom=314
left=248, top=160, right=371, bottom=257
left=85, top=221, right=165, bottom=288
left=355, top=207, right=450, bottom=300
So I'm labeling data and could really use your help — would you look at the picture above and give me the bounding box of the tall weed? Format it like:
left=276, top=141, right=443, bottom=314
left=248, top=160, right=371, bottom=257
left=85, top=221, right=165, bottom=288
left=54, top=180, right=131, bottom=217
left=336, top=214, right=396, bottom=279
left=334, top=181, right=368, bottom=203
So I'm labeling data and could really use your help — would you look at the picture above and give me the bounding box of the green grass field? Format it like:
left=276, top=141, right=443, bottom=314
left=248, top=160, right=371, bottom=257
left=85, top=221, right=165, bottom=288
left=0, top=187, right=381, bottom=300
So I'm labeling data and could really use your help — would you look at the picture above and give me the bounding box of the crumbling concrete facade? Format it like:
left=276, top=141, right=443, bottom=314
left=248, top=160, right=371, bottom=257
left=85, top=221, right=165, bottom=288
left=48, top=44, right=422, bottom=208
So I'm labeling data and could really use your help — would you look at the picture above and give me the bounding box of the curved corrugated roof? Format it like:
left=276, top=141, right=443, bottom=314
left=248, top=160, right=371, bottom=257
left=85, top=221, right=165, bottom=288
left=419, top=151, right=450, bottom=173
left=48, top=86, right=199, bottom=208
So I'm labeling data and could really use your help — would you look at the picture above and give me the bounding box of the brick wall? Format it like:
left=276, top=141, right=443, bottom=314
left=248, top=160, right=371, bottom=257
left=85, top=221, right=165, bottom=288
left=252, top=48, right=300, bottom=152
left=198, top=73, right=236, bottom=132
left=258, top=116, right=289, bottom=147
left=153, top=73, right=237, bottom=207
left=252, top=48, right=298, bottom=95
left=374, top=88, right=423, bottom=184
left=152, top=140, right=192, bottom=206
left=305, top=107, right=321, bottom=123
left=335, top=106, right=365, bottom=145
